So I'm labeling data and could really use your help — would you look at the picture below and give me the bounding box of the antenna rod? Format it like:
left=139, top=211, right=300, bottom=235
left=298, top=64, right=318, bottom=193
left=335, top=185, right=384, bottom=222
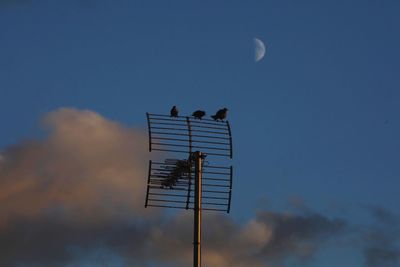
left=193, top=151, right=203, bottom=267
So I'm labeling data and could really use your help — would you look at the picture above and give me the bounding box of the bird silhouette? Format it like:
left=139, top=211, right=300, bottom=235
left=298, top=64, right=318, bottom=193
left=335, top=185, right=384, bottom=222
left=170, top=106, right=178, bottom=117
left=192, top=110, right=206, bottom=119
left=211, top=108, right=228, bottom=121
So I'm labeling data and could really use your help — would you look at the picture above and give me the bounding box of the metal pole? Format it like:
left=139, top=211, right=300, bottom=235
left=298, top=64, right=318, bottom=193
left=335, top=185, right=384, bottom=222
left=193, top=151, right=202, bottom=267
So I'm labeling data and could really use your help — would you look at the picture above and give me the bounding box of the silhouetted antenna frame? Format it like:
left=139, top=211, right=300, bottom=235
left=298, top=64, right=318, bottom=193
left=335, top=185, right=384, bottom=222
left=144, top=112, right=234, bottom=267
left=146, top=113, right=233, bottom=158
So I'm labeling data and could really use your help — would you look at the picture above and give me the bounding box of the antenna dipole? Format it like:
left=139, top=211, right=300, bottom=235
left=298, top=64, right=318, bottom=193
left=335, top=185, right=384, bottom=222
left=144, top=112, right=233, bottom=267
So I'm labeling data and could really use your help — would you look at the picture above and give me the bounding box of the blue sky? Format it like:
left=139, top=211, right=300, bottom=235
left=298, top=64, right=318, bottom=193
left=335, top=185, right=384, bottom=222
left=1, top=1, right=399, bottom=267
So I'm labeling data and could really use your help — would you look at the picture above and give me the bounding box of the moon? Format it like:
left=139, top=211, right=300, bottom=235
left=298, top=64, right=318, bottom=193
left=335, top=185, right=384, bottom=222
left=254, top=38, right=266, bottom=62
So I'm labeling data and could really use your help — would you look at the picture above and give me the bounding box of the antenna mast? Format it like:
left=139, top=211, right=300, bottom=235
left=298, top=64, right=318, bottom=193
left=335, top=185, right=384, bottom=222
left=144, top=112, right=233, bottom=267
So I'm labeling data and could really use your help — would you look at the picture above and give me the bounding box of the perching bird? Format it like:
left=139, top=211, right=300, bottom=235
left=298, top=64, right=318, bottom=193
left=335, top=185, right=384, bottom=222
left=170, top=106, right=178, bottom=117
left=211, top=108, right=228, bottom=121
left=192, top=110, right=206, bottom=119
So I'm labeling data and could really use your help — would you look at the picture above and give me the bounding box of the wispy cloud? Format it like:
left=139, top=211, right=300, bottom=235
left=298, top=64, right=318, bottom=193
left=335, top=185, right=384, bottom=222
left=361, top=206, right=400, bottom=267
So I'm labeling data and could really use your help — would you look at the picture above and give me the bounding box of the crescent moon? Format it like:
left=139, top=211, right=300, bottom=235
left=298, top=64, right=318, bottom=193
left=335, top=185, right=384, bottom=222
left=254, top=38, right=266, bottom=62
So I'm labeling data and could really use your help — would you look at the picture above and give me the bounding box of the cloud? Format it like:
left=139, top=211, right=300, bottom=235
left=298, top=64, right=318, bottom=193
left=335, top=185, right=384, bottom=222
left=0, top=216, right=153, bottom=267
left=364, top=247, right=400, bottom=267
left=0, top=108, right=351, bottom=267
left=257, top=211, right=346, bottom=261
left=361, top=206, right=400, bottom=267
left=366, top=205, right=398, bottom=225
left=0, top=108, right=150, bottom=228
left=147, top=210, right=346, bottom=267
left=1, top=210, right=346, bottom=267
left=0, top=108, right=154, bottom=266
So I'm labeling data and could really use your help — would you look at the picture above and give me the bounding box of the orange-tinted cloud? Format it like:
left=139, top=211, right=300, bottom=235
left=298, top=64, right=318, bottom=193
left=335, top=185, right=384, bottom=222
left=0, top=108, right=150, bottom=227
left=0, top=108, right=349, bottom=267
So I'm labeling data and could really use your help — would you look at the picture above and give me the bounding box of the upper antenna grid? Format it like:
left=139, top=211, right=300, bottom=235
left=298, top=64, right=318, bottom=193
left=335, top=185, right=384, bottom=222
left=146, top=113, right=233, bottom=158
